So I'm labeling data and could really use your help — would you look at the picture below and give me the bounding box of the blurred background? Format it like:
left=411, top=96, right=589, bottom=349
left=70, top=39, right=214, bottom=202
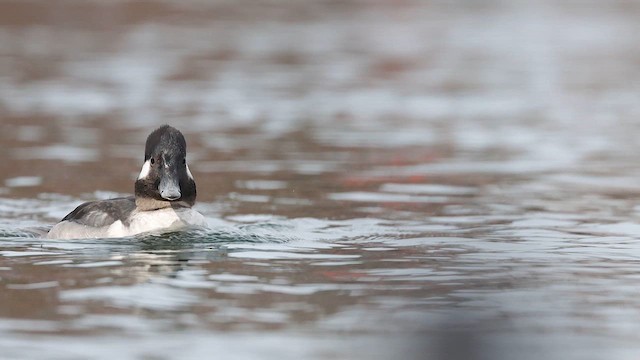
left=2, top=0, right=640, bottom=205
left=3, top=0, right=640, bottom=359
left=0, top=0, right=445, bottom=210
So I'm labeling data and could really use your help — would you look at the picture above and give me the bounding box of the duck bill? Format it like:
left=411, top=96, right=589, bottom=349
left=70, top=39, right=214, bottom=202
left=159, top=168, right=181, bottom=201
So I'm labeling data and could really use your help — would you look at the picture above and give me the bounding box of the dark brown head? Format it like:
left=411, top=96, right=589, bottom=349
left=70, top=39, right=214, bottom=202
left=134, top=125, right=197, bottom=211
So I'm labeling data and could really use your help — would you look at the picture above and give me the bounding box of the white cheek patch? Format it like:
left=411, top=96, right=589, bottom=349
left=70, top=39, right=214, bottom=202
left=137, top=160, right=152, bottom=180
left=186, top=164, right=194, bottom=180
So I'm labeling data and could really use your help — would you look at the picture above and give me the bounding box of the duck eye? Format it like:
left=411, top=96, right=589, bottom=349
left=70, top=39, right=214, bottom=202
left=150, top=158, right=155, bottom=165
left=182, top=158, right=186, bottom=165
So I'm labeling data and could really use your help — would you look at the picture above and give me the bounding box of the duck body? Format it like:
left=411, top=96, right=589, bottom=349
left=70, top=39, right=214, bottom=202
left=47, top=125, right=206, bottom=239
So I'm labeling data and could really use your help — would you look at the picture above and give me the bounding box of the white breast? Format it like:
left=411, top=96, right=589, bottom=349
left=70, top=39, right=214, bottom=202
left=47, top=208, right=207, bottom=239
left=112, top=208, right=207, bottom=237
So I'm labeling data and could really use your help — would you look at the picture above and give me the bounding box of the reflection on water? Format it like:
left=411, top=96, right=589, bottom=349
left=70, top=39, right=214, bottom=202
left=2, top=0, right=640, bottom=359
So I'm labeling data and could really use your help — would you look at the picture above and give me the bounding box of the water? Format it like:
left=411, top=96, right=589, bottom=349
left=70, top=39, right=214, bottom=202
left=1, top=0, right=640, bottom=359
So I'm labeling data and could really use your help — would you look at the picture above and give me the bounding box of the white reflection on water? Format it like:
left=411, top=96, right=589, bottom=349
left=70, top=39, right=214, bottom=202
left=380, top=183, right=478, bottom=195
left=61, top=283, right=199, bottom=311
left=4, top=176, right=43, bottom=188
left=328, top=191, right=450, bottom=203
left=7, top=281, right=59, bottom=290
left=10, top=145, right=99, bottom=162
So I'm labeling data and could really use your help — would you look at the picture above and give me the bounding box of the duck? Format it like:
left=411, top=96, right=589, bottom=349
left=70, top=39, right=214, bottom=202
left=47, top=125, right=206, bottom=239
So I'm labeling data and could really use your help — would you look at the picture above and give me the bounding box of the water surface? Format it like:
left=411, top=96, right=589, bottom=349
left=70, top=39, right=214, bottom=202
left=2, top=1, right=640, bottom=359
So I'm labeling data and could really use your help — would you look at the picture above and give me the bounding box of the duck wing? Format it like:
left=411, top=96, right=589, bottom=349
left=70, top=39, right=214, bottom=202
left=61, top=196, right=137, bottom=227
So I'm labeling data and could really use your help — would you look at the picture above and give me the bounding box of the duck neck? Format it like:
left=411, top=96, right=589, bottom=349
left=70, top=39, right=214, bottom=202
left=135, top=197, right=173, bottom=211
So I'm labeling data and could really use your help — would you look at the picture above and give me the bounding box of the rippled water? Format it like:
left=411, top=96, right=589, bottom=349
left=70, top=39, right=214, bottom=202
left=2, top=1, right=640, bottom=359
